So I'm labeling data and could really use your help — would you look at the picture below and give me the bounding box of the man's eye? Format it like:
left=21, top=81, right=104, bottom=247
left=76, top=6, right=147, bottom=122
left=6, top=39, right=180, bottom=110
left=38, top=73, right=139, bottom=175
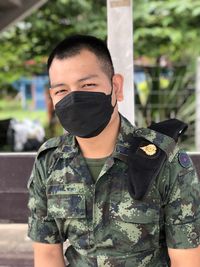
left=55, top=89, right=68, bottom=95
left=82, top=83, right=96, bottom=88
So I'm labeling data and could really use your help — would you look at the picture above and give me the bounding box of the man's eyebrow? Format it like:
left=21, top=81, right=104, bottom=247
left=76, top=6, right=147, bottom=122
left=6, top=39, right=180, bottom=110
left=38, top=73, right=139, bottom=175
left=78, top=74, right=98, bottom=82
left=50, top=83, right=67, bottom=89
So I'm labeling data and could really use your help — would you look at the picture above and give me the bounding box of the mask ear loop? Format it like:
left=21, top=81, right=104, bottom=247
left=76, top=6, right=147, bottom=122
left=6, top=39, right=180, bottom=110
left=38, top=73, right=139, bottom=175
left=109, top=86, right=117, bottom=108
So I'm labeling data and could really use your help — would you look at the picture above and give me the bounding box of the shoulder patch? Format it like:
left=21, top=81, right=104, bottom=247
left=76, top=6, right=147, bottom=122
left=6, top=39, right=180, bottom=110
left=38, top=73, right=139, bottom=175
left=178, top=151, right=192, bottom=168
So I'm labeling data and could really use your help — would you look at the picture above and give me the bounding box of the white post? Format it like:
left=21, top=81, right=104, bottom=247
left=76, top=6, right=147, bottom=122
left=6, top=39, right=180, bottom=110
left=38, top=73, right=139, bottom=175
left=195, top=57, right=200, bottom=151
left=107, top=0, right=134, bottom=125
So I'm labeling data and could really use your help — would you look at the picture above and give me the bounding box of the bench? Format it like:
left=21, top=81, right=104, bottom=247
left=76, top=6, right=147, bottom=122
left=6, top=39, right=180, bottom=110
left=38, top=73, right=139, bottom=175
left=0, top=153, right=36, bottom=223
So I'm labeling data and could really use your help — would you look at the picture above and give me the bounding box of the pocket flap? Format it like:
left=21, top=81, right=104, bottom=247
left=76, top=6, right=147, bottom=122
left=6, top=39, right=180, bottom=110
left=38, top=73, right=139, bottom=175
left=47, top=183, right=86, bottom=218
left=47, top=183, right=85, bottom=195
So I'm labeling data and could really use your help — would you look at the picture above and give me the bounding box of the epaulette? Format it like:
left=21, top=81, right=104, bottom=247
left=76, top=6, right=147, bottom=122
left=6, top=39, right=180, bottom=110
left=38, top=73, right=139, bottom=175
left=127, top=119, right=188, bottom=200
left=36, top=135, right=64, bottom=159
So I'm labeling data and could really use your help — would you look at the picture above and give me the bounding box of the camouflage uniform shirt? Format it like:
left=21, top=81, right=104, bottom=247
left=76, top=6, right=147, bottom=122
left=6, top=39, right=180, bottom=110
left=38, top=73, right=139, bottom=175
left=28, top=115, right=200, bottom=267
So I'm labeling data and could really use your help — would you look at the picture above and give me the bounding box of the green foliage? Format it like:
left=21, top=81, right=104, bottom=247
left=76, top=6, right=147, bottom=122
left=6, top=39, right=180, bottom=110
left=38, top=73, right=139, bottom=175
left=134, top=0, right=200, bottom=63
left=0, top=0, right=198, bottom=150
left=135, top=65, right=195, bottom=150
left=133, top=0, right=199, bottom=150
left=0, top=98, right=47, bottom=126
left=0, top=0, right=107, bottom=85
left=1, top=0, right=200, bottom=85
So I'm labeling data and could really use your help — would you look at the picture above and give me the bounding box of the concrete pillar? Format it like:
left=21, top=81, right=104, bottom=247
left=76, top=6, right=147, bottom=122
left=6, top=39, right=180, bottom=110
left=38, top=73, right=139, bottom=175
left=107, top=0, right=134, bottom=125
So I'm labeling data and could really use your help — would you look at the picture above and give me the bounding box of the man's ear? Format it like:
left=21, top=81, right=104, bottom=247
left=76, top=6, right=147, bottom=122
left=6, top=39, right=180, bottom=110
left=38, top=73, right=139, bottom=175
left=112, top=74, right=124, bottom=102
left=49, top=88, right=53, bottom=98
left=48, top=88, right=57, bottom=108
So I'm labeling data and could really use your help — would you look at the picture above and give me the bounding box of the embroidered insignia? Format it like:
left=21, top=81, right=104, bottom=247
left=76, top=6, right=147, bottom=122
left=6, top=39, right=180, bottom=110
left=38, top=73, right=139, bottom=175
left=178, top=152, right=192, bottom=168
left=140, top=144, right=157, bottom=156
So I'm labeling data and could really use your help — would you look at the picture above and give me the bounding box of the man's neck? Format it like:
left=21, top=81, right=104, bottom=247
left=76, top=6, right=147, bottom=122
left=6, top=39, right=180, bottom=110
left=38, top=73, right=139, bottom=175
left=76, top=113, right=120, bottom=159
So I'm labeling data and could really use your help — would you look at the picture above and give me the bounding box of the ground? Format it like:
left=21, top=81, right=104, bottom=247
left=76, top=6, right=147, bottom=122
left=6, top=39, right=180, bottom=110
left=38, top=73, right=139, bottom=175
left=0, top=224, right=33, bottom=267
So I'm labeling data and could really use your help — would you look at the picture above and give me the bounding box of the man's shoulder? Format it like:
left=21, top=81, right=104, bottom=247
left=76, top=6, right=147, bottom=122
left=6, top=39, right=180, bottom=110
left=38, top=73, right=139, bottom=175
left=168, top=149, right=195, bottom=176
left=133, top=126, right=177, bottom=162
left=36, top=132, right=73, bottom=159
left=134, top=118, right=188, bottom=161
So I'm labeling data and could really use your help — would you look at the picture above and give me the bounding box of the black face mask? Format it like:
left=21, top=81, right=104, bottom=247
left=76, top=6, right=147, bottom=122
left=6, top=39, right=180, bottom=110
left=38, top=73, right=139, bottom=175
left=55, top=88, right=117, bottom=138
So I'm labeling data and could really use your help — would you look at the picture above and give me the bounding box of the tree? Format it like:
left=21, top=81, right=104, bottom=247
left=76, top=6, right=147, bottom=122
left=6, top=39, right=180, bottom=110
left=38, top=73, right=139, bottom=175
left=134, top=64, right=195, bottom=149
left=0, top=0, right=198, bottom=148
left=0, top=0, right=107, bottom=86
left=133, top=0, right=199, bottom=149
left=134, top=0, right=200, bottom=64
left=1, top=0, right=200, bottom=85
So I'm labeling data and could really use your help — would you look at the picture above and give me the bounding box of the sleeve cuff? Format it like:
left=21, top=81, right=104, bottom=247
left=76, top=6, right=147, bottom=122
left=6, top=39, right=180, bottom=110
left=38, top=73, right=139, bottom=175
left=28, top=216, right=63, bottom=244
left=166, top=219, right=200, bottom=248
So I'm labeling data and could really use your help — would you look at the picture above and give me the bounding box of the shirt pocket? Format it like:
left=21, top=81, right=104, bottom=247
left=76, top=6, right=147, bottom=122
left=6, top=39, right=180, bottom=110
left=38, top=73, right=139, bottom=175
left=110, top=194, right=160, bottom=252
left=47, top=183, right=86, bottom=219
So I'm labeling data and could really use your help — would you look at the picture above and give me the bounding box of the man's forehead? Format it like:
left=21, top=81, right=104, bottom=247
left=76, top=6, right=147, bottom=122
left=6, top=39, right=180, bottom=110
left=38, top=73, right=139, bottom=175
left=49, top=52, right=102, bottom=76
left=50, top=74, right=99, bottom=89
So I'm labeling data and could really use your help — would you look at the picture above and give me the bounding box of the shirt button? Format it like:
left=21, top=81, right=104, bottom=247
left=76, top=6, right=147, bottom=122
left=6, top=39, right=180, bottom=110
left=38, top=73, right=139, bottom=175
left=190, top=232, right=198, bottom=240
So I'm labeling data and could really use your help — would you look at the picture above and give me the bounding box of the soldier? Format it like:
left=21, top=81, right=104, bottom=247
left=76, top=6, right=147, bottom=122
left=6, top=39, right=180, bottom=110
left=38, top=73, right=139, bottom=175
left=27, top=35, right=200, bottom=267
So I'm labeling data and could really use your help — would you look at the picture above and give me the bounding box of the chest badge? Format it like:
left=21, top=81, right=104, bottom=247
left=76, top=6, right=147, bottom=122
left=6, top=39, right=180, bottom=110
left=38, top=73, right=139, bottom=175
left=140, top=144, right=157, bottom=156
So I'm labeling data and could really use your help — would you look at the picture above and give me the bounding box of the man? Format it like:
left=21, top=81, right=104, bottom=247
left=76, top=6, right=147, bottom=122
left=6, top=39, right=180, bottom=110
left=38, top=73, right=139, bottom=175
left=28, top=35, right=200, bottom=267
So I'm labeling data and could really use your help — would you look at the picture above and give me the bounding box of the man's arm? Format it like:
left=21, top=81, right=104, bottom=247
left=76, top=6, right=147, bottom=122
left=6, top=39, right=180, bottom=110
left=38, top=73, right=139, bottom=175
left=28, top=156, right=66, bottom=267
left=33, top=242, right=66, bottom=267
left=168, top=246, right=200, bottom=267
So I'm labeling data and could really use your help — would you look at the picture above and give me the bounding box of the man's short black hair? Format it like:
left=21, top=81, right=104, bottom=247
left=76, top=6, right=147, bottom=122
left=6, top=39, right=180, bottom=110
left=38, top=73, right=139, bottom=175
left=47, top=35, right=114, bottom=79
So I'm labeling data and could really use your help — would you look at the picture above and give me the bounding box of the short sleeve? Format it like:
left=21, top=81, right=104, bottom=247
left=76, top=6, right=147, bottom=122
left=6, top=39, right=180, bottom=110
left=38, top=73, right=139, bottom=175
left=27, top=159, right=62, bottom=244
left=163, top=151, right=200, bottom=249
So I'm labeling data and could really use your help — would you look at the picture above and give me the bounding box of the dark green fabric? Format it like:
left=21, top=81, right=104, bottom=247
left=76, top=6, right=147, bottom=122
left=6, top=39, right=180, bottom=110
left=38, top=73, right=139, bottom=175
left=84, top=157, right=108, bottom=182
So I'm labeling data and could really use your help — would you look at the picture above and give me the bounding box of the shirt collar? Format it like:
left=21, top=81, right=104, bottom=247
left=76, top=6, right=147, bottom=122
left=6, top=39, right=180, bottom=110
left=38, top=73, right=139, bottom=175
left=112, top=114, right=136, bottom=162
left=57, top=114, right=177, bottom=163
left=57, top=133, right=79, bottom=159
left=57, top=113, right=136, bottom=161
